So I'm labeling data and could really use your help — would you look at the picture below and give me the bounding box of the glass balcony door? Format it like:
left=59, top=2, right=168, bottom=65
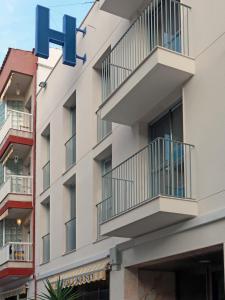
left=0, top=219, right=23, bottom=247
left=149, top=103, right=184, bottom=197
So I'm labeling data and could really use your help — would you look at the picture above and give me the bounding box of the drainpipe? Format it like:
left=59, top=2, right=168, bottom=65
left=32, top=55, right=38, bottom=300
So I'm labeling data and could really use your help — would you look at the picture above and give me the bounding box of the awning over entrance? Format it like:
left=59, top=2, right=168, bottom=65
left=50, top=258, right=110, bottom=288
left=0, top=285, right=26, bottom=300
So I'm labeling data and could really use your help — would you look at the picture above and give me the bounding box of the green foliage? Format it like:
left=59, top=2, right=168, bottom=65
left=36, top=278, right=80, bottom=300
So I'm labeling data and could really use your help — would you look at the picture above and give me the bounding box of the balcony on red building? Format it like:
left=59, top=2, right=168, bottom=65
left=0, top=49, right=35, bottom=293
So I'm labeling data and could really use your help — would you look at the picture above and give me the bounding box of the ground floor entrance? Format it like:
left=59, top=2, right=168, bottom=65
left=123, top=246, right=224, bottom=300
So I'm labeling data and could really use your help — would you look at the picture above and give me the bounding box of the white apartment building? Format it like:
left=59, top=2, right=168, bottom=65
left=35, top=0, right=225, bottom=299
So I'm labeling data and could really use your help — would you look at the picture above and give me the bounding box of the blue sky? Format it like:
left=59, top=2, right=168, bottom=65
left=0, top=0, right=93, bottom=65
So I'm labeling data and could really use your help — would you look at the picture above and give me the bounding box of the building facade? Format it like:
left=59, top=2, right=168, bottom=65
left=0, top=48, right=36, bottom=299
left=34, top=0, right=225, bottom=299
left=0, top=48, right=61, bottom=300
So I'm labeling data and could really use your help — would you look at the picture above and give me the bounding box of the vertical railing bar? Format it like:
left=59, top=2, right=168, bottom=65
left=163, top=139, right=165, bottom=195
left=103, top=59, right=105, bottom=101
left=182, top=6, right=185, bottom=55
left=187, top=7, right=189, bottom=56
left=189, top=146, right=192, bottom=199
left=185, top=143, right=188, bottom=198
left=165, top=0, right=168, bottom=47
left=138, top=14, right=141, bottom=65
left=181, top=143, right=184, bottom=197
left=161, top=0, right=163, bottom=47
left=142, top=149, right=144, bottom=203
left=153, top=0, right=155, bottom=49
left=147, top=4, right=150, bottom=55
left=158, top=139, right=161, bottom=195
left=156, top=0, right=159, bottom=46
left=174, top=1, right=176, bottom=52
left=176, top=142, right=179, bottom=196
left=154, top=140, right=157, bottom=196
left=108, top=55, right=110, bottom=97
left=169, top=0, right=172, bottom=50
left=140, top=12, right=142, bottom=64
left=178, top=1, right=181, bottom=53
left=151, top=1, right=153, bottom=51
left=145, top=7, right=147, bottom=58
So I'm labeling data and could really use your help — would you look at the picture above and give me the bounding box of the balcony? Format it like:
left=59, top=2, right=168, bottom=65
left=0, top=242, right=33, bottom=292
left=0, top=48, right=36, bottom=99
left=0, top=175, right=32, bottom=210
left=97, top=138, right=198, bottom=238
left=100, top=0, right=146, bottom=19
left=43, top=161, right=50, bottom=191
left=100, top=0, right=195, bottom=125
left=65, top=134, right=76, bottom=170
left=0, top=110, right=33, bottom=158
left=0, top=242, right=32, bottom=266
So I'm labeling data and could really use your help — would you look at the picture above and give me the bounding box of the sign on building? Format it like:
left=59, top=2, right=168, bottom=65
left=35, top=5, right=86, bottom=67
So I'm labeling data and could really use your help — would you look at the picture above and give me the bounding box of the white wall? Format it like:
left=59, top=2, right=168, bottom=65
left=36, top=0, right=225, bottom=295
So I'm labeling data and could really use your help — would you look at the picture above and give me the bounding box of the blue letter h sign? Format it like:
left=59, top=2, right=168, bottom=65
left=35, top=5, right=86, bottom=67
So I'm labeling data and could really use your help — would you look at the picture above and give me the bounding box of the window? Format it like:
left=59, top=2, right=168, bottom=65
left=97, top=113, right=112, bottom=143
left=65, top=184, right=76, bottom=252
left=64, top=92, right=76, bottom=170
left=42, top=125, right=50, bottom=191
left=149, top=102, right=183, bottom=142
left=42, top=198, right=50, bottom=263
left=65, top=106, right=76, bottom=169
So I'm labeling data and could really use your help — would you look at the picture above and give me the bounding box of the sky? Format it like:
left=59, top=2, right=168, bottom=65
left=0, top=0, right=93, bottom=65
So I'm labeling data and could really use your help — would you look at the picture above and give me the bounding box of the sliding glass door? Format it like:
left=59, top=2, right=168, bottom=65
left=149, top=103, right=184, bottom=197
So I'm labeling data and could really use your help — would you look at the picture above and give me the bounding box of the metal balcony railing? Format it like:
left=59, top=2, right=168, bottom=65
left=7, top=109, right=32, bottom=131
left=43, top=161, right=50, bottom=191
left=97, top=138, right=194, bottom=223
left=0, top=110, right=32, bottom=146
left=65, top=217, right=76, bottom=252
left=0, top=175, right=32, bottom=204
left=65, top=134, right=76, bottom=170
left=101, top=0, right=191, bottom=102
left=0, top=242, right=32, bottom=266
left=42, top=233, right=50, bottom=263
left=97, top=114, right=112, bottom=143
left=9, top=175, right=32, bottom=194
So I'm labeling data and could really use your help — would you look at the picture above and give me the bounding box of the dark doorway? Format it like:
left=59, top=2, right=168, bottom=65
left=141, top=247, right=224, bottom=300
left=76, top=278, right=109, bottom=300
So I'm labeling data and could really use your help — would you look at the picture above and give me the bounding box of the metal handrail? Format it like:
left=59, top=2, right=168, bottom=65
left=109, top=0, right=191, bottom=55
left=65, top=217, right=76, bottom=226
left=97, top=137, right=195, bottom=223
left=42, top=160, right=50, bottom=170
left=1, top=175, right=33, bottom=195
left=103, top=137, right=194, bottom=177
left=7, top=109, right=32, bottom=116
left=65, top=134, right=76, bottom=146
left=5, top=242, right=32, bottom=245
left=9, top=175, right=32, bottom=179
left=101, top=0, right=191, bottom=102
left=2, top=242, right=33, bottom=262
left=42, top=233, right=50, bottom=239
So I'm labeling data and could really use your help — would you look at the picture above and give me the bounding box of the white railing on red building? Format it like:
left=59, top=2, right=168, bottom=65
left=0, top=242, right=32, bottom=265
